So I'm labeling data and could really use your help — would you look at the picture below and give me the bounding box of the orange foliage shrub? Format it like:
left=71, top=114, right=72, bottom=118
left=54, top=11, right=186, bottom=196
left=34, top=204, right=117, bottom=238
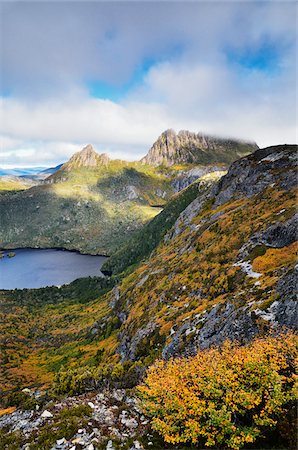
left=138, top=333, right=297, bottom=449
left=252, top=242, right=297, bottom=273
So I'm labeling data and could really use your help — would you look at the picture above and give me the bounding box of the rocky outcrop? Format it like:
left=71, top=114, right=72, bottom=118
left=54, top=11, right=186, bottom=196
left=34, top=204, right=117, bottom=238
left=213, top=144, right=297, bottom=206
left=141, top=129, right=258, bottom=167
left=60, top=145, right=110, bottom=171
left=0, top=389, right=151, bottom=450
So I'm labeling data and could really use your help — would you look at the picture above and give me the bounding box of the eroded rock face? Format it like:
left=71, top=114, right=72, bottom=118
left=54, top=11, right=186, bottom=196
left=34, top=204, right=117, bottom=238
left=61, top=145, right=110, bottom=170
left=214, top=144, right=297, bottom=206
left=141, top=129, right=258, bottom=167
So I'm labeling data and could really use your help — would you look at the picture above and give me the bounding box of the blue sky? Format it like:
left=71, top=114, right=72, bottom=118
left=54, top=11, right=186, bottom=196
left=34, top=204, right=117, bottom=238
left=0, top=1, right=297, bottom=167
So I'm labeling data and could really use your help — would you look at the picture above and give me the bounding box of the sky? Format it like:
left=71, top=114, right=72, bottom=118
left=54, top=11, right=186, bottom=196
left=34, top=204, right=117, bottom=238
left=0, top=0, right=297, bottom=168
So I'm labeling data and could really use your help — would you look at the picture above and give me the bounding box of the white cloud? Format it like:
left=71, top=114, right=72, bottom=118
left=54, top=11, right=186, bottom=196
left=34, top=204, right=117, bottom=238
left=0, top=1, right=296, bottom=166
left=1, top=52, right=296, bottom=167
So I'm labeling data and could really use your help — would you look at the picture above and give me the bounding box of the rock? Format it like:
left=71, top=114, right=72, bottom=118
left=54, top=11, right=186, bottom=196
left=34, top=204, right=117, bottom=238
left=72, top=437, right=85, bottom=445
left=120, top=416, right=138, bottom=429
left=87, top=445, right=94, bottom=450
left=56, top=438, right=66, bottom=445
left=112, top=389, right=125, bottom=402
left=63, top=145, right=110, bottom=170
left=141, top=129, right=257, bottom=167
left=22, top=388, right=31, bottom=394
left=106, top=440, right=115, bottom=450
left=41, top=410, right=53, bottom=418
left=88, top=401, right=95, bottom=409
left=130, top=441, right=143, bottom=450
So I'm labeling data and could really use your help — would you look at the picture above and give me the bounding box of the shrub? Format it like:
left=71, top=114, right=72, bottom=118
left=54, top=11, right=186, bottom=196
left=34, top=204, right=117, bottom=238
left=138, top=333, right=297, bottom=450
left=1, top=391, right=38, bottom=410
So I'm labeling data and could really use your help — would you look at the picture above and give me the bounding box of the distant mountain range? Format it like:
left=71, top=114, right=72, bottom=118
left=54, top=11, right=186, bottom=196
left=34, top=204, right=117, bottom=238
left=0, top=164, right=63, bottom=178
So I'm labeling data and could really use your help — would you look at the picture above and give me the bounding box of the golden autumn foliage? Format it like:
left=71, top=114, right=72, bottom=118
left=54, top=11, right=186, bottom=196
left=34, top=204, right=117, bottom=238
left=138, top=333, right=298, bottom=449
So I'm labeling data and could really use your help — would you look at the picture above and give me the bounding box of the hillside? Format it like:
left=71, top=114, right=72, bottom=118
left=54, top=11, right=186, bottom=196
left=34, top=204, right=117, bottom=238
left=0, top=146, right=173, bottom=254
left=141, top=129, right=258, bottom=166
left=0, top=144, right=297, bottom=450
left=101, top=171, right=225, bottom=275
left=0, top=176, right=37, bottom=192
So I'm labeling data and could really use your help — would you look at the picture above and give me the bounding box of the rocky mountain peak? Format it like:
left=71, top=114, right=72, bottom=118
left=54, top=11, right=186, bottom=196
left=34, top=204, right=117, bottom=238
left=62, top=145, right=110, bottom=170
left=141, top=129, right=258, bottom=167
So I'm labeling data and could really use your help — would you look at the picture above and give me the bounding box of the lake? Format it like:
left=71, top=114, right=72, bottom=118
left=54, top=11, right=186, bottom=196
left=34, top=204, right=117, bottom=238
left=0, top=248, right=107, bottom=290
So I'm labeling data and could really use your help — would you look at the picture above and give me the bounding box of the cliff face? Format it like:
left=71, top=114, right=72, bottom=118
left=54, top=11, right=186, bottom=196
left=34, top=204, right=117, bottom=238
left=141, top=129, right=258, bottom=166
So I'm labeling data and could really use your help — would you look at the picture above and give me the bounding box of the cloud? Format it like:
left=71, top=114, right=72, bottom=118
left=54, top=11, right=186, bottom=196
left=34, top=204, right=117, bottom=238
left=1, top=1, right=296, bottom=95
left=0, top=1, right=296, bottom=166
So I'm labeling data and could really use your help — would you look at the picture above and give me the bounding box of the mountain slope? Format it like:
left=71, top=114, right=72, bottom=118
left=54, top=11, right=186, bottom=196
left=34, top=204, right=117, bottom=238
left=141, top=129, right=258, bottom=166
left=0, top=145, right=296, bottom=395
left=101, top=171, right=225, bottom=275
left=0, top=146, right=175, bottom=254
left=113, top=144, right=297, bottom=362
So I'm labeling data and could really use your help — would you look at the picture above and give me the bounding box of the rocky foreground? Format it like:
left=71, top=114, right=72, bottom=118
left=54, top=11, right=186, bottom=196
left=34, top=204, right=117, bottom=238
left=0, top=389, right=154, bottom=450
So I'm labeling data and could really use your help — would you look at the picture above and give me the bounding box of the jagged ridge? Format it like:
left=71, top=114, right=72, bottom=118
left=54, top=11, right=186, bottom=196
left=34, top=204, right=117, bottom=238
left=141, top=129, right=258, bottom=166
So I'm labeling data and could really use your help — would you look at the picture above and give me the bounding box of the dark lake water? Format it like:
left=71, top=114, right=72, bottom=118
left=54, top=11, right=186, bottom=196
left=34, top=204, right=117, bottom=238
left=0, top=248, right=107, bottom=289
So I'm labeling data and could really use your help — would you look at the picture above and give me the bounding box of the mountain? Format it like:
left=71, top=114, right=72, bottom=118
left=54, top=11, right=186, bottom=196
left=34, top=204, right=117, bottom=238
left=141, top=129, right=258, bottom=166
left=0, top=145, right=176, bottom=254
left=0, top=138, right=236, bottom=255
left=0, top=167, right=48, bottom=177
left=101, top=170, right=225, bottom=276
left=27, top=163, right=64, bottom=180
left=60, top=144, right=109, bottom=171
left=0, top=144, right=296, bottom=450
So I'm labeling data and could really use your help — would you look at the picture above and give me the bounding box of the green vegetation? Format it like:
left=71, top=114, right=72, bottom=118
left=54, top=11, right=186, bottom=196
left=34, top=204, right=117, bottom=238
left=29, top=404, right=92, bottom=450
left=0, top=177, right=34, bottom=192
left=0, top=429, right=22, bottom=450
left=0, top=276, right=116, bottom=392
left=0, top=161, right=174, bottom=255
left=0, top=146, right=296, bottom=450
left=102, top=176, right=217, bottom=275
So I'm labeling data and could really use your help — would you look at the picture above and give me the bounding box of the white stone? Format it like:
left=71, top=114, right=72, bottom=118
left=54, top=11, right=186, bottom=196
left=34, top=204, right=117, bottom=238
left=41, top=410, right=53, bottom=418
left=72, top=437, right=85, bottom=445
left=121, top=417, right=138, bottom=428
left=56, top=438, right=66, bottom=445
left=22, top=388, right=31, bottom=394
left=88, top=401, right=95, bottom=409
left=106, top=440, right=115, bottom=450
left=87, top=444, right=94, bottom=450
